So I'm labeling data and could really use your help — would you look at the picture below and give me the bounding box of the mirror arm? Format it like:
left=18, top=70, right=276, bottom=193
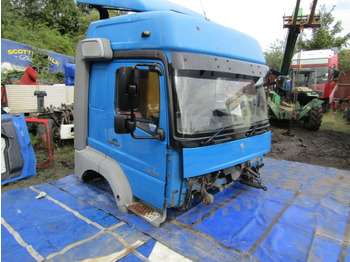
left=126, top=81, right=137, bottom=132
left=132, top=63, right=163, bottom=75
left=130, top=128, right=165, bottom=141
left=131, top=132, right=158, bottom=140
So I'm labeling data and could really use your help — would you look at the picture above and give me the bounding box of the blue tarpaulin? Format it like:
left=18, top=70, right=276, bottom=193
left=2, top=158, right=350, bottom=261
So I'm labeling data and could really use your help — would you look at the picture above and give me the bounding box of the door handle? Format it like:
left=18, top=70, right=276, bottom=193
left=108, top=139, right=120, bottom=147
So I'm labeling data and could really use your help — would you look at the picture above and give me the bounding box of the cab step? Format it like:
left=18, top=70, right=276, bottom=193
left=126, top=202, right=167, bottom=227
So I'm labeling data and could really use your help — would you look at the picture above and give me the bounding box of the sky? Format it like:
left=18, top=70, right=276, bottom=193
left=169, top=0, right=350, bottom=51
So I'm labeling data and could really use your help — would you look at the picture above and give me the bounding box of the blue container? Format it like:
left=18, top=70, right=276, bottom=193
left=64, top=63, right=75, bottom=86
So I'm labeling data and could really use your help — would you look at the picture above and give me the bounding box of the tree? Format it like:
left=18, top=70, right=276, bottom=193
left=264, top=39, right=284, bottom=71
left=264, top=5, right=350, bottom=72
left=339, top=49, right=350, bottom=72
left=1, top=1, right=125, bottom=57
left=302, top=5, right=350, bottom=50
left=1, top=0, right=93, bottom=56
left=2, top=0, right=87, bottom=34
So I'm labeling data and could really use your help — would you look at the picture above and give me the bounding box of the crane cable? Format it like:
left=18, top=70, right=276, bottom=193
left=294, top=25, right=304, bottom=117
left=287, top=24, right=304, bottom=135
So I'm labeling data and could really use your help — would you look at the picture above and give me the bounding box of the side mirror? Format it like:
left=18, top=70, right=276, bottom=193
left=155, top=128, right=165, bottom=141
left=117, top=67, right=140, bottom=111
left=114, top=115, right=136, bottom=134
left=332, top=69, right=340, bottom=81
left=115, top=64, right=165, bottom=141
left=114, top=115, right=165, bottom=141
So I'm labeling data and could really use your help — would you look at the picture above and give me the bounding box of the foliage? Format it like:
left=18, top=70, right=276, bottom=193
left=339, top=49, right=350, bottom=72
left=1, top=1, right=127, bottom=57
left=1, top=1, right=129, bottom=83
left=1, top=0, right=96, bottom=57
left=264, top=39, right=284, bottom=71
left=302, top=5, right=350, bottom=50
left=1, top=0, right=113, bottom=83
left=2, top=69, right=66, bottom=84
left=2, top=0, right=88, bottom=35
left=74, top=10, right=100, bottom=44
left=1, top=70, right=24, bottom=80
left=264, top=5, right=350, bottom=72
left=29, top=133, right=42, bottom=146
left=32, top=49, right=49, bottom=69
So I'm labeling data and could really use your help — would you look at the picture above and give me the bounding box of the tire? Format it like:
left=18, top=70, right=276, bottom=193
left=304, top=105, right=323, bottom=131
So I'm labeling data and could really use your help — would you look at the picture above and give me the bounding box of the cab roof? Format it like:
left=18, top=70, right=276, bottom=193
left=86, top=11, right=266, bottom=65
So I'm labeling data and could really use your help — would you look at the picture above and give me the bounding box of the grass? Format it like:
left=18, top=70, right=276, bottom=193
left=320, top=110, right=350, bottom=134
left=54, top=143, right=75, bottom=162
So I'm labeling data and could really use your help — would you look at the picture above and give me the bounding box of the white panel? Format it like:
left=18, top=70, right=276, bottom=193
left=5, top=85, right=74, bottom=113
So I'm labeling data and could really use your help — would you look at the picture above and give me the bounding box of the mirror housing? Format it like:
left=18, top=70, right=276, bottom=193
left=114, top=115, right=165, bottom=141
left=118, top=67, right=140, bottom=111
left=114, top=115, right=136, bottom=134
left=156, top=128, right=165, bottom=141
left=332, top=69, right=340, bottom=81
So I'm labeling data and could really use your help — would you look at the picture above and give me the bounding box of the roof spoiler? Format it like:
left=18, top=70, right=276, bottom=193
left=76, top=0, right=204, bottom=19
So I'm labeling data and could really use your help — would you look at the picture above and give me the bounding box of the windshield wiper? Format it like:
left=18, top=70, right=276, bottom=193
left=246, top=121, right=269, bottom=137
left=246, top=123, right=258, bottom=137
left=201, top=126, right=232, bottom=146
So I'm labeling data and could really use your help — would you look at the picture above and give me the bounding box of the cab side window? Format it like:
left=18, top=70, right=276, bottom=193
left=116, top=67, right=160, bottom=134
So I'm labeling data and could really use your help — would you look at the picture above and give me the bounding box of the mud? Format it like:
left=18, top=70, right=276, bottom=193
left=267, top=121, right=350, bottom=171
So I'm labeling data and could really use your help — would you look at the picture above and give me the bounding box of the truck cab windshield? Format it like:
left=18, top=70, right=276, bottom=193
left=173, top=70, right=268, bottom=138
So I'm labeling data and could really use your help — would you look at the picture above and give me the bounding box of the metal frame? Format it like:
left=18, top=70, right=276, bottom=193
left=25, top=118, right=53, bottom=168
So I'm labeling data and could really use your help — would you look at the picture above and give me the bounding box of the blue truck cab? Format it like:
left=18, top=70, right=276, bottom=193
left=75, top=0, right=271, bottom=226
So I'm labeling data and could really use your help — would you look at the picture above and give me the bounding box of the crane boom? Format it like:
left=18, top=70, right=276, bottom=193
left=279, top=0, right=321, bottom=75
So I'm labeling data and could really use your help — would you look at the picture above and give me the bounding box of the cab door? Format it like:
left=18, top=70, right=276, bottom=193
left=89, top=60, right=169, bottom=210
